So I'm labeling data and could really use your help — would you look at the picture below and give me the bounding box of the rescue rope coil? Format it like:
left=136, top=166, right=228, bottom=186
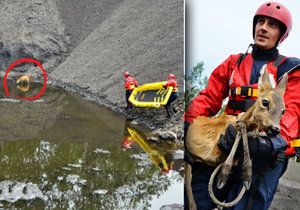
left=208, top=163, right=246, bottom=208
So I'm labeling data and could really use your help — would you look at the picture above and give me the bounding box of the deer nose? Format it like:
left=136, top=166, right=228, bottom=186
left=267, top=126, right=280, bottom=137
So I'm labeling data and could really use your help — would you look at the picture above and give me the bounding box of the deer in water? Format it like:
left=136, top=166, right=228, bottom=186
left=185, top=65, right=287, bottom=207
left=16, top=75, right=33, bottom=92
left=16, top=75, right=33, bottom=86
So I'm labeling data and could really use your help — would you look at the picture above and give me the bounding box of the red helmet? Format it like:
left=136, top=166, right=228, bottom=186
left=124, top=71, right=130, bottom=78
left=168, top=74, right=176, bottom=79
left=253, top=2, right=292, bottom=45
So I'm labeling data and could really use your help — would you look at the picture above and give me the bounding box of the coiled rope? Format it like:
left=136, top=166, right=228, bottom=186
left=208, top=121, right=261, bottom=208
left=208, top=163, right=246, bottom=208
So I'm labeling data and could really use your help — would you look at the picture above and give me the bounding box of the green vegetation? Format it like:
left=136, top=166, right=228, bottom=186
left=185, top=62, right=208, bottom=109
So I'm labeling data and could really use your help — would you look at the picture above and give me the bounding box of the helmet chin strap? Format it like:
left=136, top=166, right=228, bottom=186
left=245, top=43, right=254, bottom=54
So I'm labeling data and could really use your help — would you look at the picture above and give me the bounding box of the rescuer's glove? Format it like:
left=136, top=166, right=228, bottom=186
left=218, top=124, right=287, bottom=158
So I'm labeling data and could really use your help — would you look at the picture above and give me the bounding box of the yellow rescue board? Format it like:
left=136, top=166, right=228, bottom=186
left=129, top=81, right=173, bottom=108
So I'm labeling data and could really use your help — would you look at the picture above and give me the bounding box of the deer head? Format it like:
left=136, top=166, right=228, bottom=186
left=243, top=65, right=287, bottom=137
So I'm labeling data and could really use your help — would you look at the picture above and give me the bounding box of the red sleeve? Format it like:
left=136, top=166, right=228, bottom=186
left=280, top=69, right=300, bottom=146
left=185, top=55, right=238, bottom=123
left=164, top=80, right=176, bottom=87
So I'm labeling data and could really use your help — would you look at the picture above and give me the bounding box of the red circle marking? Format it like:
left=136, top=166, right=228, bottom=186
left=3, top=58, right=47, bottom=101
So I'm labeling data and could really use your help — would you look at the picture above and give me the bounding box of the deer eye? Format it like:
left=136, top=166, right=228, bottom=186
left=262, top=99, right=269, bottom=108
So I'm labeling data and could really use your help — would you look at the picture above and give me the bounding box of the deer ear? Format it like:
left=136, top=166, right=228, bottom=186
left=277, top=73, right=288, bottom=96
left=258, top=64, right=272, bottom=96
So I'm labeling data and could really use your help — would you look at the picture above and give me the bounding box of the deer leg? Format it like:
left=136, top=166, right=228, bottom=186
left=217, top=130, right=242, bottom=189
left=240, top=123, right=252, bottom=190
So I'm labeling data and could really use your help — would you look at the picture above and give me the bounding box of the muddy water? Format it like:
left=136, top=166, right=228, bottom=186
left=0, top=83, right=184, bottom=209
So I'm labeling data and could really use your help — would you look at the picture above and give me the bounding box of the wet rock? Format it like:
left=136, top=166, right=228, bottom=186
left=154, top=129, right=177, bottom=141
left=65, top=175, right=87, bottom=185
left=62, top=167, right=72, bottom=171
left=150, top=126, right=156, bottom=130
left=92, top=167, right=101, bottom=172
left=130, top=120, right=138, bottom=125
left=94, top=148, right=111, bottom=154
left=57, top=176, right=64, bottom=181
left=173, top=150, right=184, bottom=160
left=67, top=164, right=81, bottom=168
left=148, top=136, right=159, bottom=143
left=0, top=181, right=45, bottom=203
left=160, top=204, right=184, bottom=210
left=93, top=189, right=107, bottom=195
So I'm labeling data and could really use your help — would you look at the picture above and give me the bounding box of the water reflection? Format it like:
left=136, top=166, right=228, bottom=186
left=125, top=124, right=174, bottom=173
left=0, top=85, right=183, bottom=209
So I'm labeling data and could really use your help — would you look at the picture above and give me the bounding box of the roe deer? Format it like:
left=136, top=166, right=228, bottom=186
left=16, top=75, right=33, bottom=92
left=185, top=65, right=287, bottom=207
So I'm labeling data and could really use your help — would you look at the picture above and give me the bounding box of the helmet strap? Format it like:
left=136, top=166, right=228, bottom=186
left=245, top=43, right=254, bottom=54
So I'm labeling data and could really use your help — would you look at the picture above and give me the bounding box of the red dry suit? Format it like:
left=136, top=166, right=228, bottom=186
left=124, top=76, right=138, bottom=90
left=164, top=79, right=178, bottom=92
left=185, top=53, right=300, bottom=156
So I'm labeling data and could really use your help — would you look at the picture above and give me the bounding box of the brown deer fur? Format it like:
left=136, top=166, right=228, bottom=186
left=186, top=113, right=236, bottom=166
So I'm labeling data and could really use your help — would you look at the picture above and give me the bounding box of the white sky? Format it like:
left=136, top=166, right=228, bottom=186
left=185, top=0, right=300, bottom=76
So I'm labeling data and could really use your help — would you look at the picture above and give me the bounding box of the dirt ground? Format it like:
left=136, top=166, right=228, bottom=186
left=270, top=159, right=300, bottom=210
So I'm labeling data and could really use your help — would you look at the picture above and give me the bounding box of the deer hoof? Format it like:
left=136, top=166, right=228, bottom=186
left=217, top=176, right=226, bottom=189
left=243, top=181, right=251, bottom=190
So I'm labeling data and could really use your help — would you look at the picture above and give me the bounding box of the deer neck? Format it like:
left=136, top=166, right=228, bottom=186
left=237, top=105, right=258, bottom=132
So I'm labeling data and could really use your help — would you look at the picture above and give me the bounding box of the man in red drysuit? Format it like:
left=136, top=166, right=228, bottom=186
left=184, top=2, right=300, bottom=210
